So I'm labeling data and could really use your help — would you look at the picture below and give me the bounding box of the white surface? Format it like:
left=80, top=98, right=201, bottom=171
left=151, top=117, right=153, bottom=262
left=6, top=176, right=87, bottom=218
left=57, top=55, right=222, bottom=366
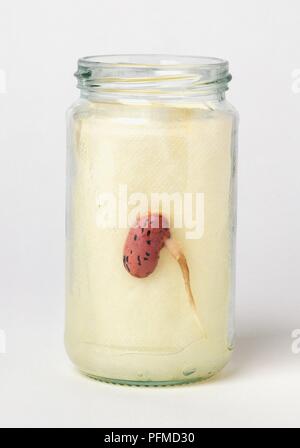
left=0, top=0, right=300, bottom=428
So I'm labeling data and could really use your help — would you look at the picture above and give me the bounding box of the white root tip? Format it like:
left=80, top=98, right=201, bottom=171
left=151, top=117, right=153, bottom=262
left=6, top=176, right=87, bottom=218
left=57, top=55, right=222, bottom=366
left=165, top=238, right=206, bottom=338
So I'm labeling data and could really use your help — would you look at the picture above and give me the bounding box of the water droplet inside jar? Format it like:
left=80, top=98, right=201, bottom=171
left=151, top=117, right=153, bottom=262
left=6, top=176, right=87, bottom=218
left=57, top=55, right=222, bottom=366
left=183, top=367, right=197, bottom=377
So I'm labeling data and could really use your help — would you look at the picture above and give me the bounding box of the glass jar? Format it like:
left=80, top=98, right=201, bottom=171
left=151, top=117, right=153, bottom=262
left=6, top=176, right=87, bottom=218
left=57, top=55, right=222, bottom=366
left=65, top=55, right=238, bottom=386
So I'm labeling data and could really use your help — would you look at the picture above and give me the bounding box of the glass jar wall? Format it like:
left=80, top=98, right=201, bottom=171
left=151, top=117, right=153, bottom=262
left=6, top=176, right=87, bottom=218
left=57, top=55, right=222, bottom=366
left=65, top=55, right=238, bottom=385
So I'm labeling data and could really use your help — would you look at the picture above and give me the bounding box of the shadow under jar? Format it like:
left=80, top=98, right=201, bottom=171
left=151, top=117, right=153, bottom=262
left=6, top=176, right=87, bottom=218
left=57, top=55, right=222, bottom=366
left=65, top=55, right=238, bottom=386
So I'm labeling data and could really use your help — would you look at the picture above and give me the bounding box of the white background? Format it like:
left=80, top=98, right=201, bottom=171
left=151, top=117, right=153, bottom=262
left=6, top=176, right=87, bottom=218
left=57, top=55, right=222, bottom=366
left=0, top=0, right=299, bottom=428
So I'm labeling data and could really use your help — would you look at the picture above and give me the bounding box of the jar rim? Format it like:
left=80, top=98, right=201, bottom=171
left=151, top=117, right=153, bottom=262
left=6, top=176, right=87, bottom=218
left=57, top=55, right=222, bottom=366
left=78, top=54, right=228, bottom=69
left=75, top=54, right=232, bottom=100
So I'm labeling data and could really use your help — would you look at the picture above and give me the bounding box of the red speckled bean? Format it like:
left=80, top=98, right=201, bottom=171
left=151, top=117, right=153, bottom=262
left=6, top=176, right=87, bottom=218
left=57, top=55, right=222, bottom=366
left=123, top=213, right=170, bottom=278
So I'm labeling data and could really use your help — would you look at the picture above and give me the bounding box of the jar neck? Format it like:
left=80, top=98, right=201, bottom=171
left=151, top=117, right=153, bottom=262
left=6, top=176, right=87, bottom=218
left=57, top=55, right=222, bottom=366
left=75, top=55, right=231, bottom=103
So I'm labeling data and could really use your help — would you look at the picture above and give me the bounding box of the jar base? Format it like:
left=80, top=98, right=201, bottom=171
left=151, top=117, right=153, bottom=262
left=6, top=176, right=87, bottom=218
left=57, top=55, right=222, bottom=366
left=81, top=371, right=216, bottom=387
left=66, top=339, right=232, bottom=387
